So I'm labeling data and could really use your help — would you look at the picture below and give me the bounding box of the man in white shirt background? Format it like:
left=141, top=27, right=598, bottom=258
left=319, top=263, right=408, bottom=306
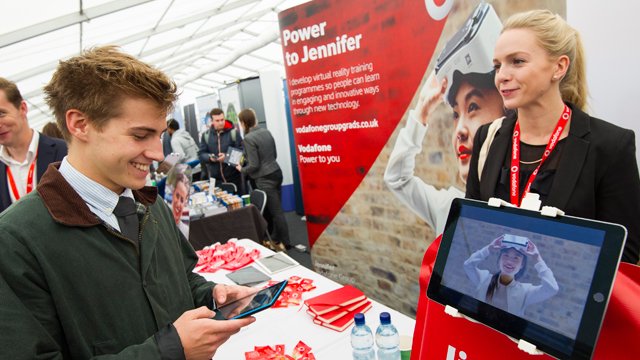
left=0, top=77, right=67, bottom=213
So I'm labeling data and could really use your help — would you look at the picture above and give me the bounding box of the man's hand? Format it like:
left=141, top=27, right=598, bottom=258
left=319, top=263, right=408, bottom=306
left=213, top=284, right=254, bottom=306
left=174, top=306, right=255, bottom=360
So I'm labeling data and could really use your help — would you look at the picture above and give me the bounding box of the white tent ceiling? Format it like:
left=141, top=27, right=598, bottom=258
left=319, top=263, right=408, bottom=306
left=0, top=0, right=309, bottom=130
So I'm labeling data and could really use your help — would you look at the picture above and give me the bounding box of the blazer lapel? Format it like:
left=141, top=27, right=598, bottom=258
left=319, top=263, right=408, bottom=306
left=480, top=117, right=515, bottom=200
left=0, top=162, right=10, bottom=211
left=36, top=135, right=56, bottom=182
left=546, top=106, right=591, bottom=211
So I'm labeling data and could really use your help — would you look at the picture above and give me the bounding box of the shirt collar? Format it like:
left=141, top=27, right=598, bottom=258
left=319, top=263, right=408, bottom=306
left=0, top=130, right=39, bottom=166
left=58, top=157, right=134, bottom=215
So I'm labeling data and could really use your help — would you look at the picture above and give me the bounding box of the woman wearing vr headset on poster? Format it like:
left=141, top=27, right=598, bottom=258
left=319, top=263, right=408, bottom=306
left=385, top=4, right=507, bottom=235
left=463, top=235, right=559, bottom=317
left=466, top=10, right=640, bottom=264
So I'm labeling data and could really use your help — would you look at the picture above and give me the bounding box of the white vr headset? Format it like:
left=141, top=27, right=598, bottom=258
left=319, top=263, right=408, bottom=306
left=501, top=234, right=530, bottom=252
left=435, top=3, right=502, bottom=106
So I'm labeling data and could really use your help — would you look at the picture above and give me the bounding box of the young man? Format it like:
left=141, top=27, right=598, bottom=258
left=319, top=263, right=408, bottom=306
left=0, top=77, right=67, bottom=213
left=0, top=46, right=254, bottom=359
left=198, top=108, right=243, bottom=192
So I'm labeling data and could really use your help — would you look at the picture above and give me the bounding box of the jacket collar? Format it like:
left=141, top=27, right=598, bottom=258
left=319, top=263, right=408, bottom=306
left=37, top=163, right=158, bottom=226
left=480, top=102, right=592, bottom=210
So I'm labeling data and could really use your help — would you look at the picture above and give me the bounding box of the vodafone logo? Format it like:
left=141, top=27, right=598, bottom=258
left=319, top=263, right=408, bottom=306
left=425, top=0, right=454, bottom=21
left=511, top=166, right=518, bottom=173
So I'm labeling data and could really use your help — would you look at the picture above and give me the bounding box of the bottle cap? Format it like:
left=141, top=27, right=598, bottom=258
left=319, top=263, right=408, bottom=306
left=354, top=313, right=365, bottom=326
left=380, top=312, right=391, bottom=325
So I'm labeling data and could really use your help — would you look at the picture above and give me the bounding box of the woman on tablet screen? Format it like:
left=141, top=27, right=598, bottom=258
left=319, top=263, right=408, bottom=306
left=463, top=235, right=559, bottom=316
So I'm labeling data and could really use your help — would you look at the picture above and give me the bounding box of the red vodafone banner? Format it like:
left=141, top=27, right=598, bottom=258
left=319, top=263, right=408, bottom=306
left=278, top=0, right=446, bottom=246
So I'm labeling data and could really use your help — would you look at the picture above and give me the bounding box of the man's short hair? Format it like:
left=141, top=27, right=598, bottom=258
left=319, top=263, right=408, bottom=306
left=43, top=45, right=178, bottom=142
left=0, top=77, right=24, bottom=109
left=209, top=108, right=224, bottom=117
left=167, top=118, right=180, bottom=131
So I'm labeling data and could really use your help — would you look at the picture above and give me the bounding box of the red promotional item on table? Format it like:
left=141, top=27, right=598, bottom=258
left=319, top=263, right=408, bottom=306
left=304, top=285, right=366, bottom=315
left=266, top=276, right=316, bottom=308
left=195, top=240, right=260, bottom=273
left=411, top=235, right=640, bottom=360
left=311, top=300, right=372, bottom=332
left=310, top=298, right=370, bottom=324
left=245, top=342, right=314, bottom=360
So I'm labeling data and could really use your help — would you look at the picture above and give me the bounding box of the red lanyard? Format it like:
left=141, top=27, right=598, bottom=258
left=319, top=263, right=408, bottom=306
left=510, top=105, right=571, bottom=206
left=6, top=151, right=38, bottom=201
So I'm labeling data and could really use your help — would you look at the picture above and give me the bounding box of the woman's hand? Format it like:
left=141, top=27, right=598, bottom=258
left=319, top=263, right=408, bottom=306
left=415, top=70, right=447, bottom=126
left=488, top=235, right=504, bottom=253
left=235, top=164, right=242, bottom=172
left=524, top=240, right=541, bottom=262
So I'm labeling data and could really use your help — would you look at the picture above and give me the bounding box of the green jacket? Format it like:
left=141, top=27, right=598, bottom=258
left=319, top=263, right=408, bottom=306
left=0, top=164, right=214, bottom=359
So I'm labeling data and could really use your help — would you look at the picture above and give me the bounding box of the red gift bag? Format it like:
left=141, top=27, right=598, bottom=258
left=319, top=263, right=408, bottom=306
left=411, top=236, right=640, bottom=359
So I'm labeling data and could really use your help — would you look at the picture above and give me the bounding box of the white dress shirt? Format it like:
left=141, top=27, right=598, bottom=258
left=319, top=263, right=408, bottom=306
left=0, top=130, right=39, bottom=203
left=58, top=157, right=134, bottom=231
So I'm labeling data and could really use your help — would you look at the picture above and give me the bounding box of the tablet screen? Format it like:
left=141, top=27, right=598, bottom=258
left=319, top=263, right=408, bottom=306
left=427, top=199, right=626, bottom=360
left=226, top=266, right=271, bottom=286
left=214, top=280, right=287, bottom=320
left=254, top=252, right=299, bottom=274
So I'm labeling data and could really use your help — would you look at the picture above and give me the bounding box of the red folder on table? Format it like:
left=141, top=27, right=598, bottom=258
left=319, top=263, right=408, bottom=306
left=307, top=298, right=370, bottom=323
left=304, top=285, right=366, bottom=315
left=312, top=300, right=372, bottom=332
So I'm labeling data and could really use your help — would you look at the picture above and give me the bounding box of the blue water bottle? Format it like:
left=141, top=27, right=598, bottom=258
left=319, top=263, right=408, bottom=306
left=351, top=313, right=375, bottom=360
left=376, top=312, right=400, bottom=360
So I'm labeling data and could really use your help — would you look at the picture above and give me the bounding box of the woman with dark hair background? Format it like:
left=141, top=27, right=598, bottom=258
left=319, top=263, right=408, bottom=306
left=236, top=108, right=290, bottom=252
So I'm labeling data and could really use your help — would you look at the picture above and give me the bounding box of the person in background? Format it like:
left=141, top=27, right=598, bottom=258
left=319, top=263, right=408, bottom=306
left=198, top=108, right=243, bottom=192
left=384, top=68, right=506, bottom=235
left=0, top=46, right=255, bottom=359
left=41, top=121, right=64, bottom=139
left=385, top=3, right=507, bottom=236
left=167, top=118, right=199, bottom=162
left=170, top=171, right=191, bottom=238
left=236, top=108, right=290, bottom=252
left=0, top=77, right=67, bottom=213
left=466, top=10, right=640, bottom=264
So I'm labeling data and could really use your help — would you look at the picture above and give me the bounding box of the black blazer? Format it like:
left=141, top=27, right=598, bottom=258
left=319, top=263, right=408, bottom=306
left=0, top=134, right=68, bottom=213
left=467, top=103, right=640, bottom=264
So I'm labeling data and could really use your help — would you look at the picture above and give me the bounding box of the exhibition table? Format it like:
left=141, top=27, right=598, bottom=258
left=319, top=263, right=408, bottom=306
left=198, top=239, right=416, bottom=359
left=189, top=205, right=268, bottom=250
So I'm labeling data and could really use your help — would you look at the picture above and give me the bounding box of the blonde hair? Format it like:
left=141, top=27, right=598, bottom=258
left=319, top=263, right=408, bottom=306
left=503, top=10, right=587, bottom=110
left=44, top=45, right=178, bottom=142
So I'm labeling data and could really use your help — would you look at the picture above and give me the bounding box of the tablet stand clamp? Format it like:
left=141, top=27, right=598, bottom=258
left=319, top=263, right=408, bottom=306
left=488, top=193, right=565, bottom=218
left=443, top=192, right=564, bottom=356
